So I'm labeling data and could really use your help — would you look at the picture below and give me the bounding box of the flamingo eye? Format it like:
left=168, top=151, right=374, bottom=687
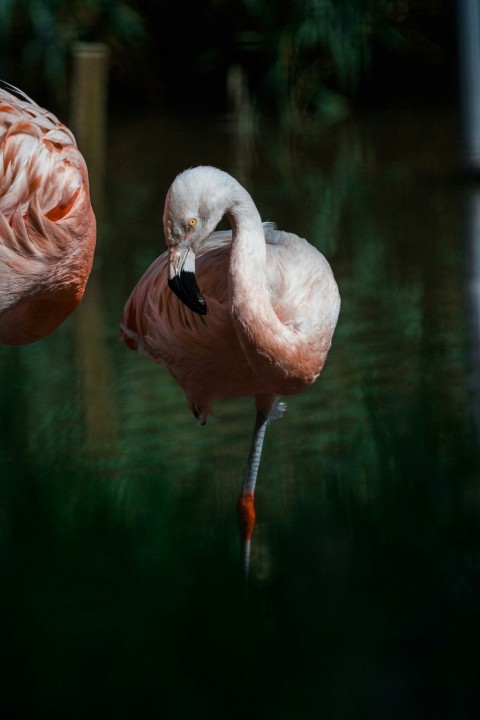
left=187, top=217, right=197, bottom=228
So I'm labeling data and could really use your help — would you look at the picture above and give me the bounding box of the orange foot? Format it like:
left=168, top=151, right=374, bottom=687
left=237, top=492, right=256, bottom=541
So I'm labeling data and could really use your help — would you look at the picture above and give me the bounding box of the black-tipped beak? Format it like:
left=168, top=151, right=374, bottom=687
left=168, top=273, right=207, bottom=315
left=168, top=246, right=207, bottom=315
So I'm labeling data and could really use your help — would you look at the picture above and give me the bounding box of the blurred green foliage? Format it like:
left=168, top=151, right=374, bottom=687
left=234, top=0, right=454, bottom=123
left=0, top=0, right=144, bottom=104
left=0, top=0, right=457, bottom=119
left=236, top=0, right=385, bottom=122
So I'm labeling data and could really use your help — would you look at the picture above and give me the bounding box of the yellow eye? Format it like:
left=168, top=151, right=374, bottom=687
left=187, top=217, right=197, bottom=228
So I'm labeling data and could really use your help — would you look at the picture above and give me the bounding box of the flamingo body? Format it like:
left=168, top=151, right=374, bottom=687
left=122, top=222, right=339, bottom=423
left=121, top=167, right=339, bottom=420
left=0, top=81, right=96, bottom=345
left=121, top=166, right=340, bottom=511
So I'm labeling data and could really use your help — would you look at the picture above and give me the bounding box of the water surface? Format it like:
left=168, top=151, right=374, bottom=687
left=1, top=103, right=479, bottom=718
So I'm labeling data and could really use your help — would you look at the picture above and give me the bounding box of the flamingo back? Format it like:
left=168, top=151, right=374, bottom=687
left=0, top=83, right=96, bottom=344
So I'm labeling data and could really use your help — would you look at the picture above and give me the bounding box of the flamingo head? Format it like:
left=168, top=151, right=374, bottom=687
left=163, top=166, right=238, bottom=315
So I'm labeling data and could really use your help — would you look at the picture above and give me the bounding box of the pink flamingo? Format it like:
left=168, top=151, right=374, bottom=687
left=0, top=81, right=96, bottom=345
left=120, top=166, right=340, bottom=561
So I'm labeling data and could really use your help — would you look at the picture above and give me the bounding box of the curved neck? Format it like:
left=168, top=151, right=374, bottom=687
left=226, top=190, right=324, bottom=389
left=226, top=186, right=268, bottom=316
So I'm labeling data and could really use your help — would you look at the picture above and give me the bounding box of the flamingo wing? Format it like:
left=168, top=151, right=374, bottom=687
left=0, top=84, right=96, bottom=344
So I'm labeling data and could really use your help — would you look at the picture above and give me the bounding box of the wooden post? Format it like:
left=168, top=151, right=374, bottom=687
left=226, top=64, right=256, bottom=185
left=70, top=42, right=109, bottom=210
left=71, top=43, right=116, bottom=457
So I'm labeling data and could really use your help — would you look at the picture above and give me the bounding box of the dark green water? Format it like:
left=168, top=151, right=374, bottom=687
left=1, top=103, right=480, bottom=718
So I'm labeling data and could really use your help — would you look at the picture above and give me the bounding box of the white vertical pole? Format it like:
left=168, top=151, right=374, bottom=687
left=459, top=0, right=480, bottom=173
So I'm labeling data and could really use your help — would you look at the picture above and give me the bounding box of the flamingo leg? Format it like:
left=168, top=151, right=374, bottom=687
left=237, top=397, right=286, bottom=575
left=237, top=396, right=286, bottom=541
left=237, top=411, right=268, bottom=577
left=242, top=396, right=286, bottom=498
left=242, top=411, right=269, bottom=498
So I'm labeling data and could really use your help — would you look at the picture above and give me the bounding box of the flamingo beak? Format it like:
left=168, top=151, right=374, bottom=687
left=168, top=244, right=207, bottom=315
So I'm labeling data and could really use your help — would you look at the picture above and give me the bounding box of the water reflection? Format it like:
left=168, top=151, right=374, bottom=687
left=1, top=103, right=480, bottom=716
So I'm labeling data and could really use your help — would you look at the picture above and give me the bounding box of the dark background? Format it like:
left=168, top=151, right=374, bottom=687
left=0, top=0, right=460, bottom=115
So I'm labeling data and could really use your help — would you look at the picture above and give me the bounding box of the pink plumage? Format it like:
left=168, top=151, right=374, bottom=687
left=120, top=167, right=340, bottom=527
left=0, top=82, right=96, bottom=344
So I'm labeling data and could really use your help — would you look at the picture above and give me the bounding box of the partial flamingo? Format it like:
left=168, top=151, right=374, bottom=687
left=120, top=166, right=340, bottom=566
left=0, top=80, right=96, bottom=345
